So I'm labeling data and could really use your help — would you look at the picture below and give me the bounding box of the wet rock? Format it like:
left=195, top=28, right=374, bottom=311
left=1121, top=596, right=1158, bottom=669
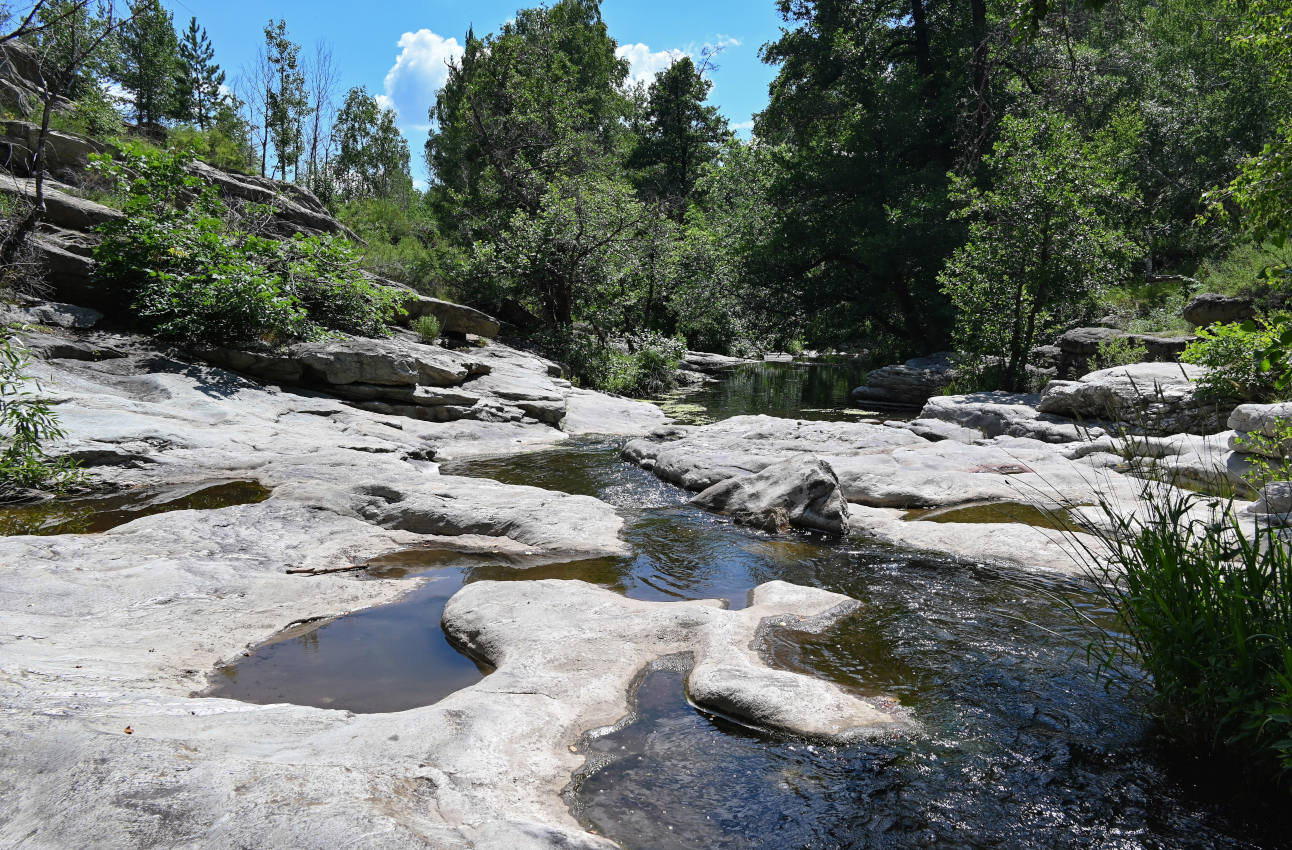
left=691, top=456, right=849, bottom=534
left=1183, top=293, right=1254, bottom=328
left=851, top=352, right=956, bottom=407
left=1038, top=362, right=1227, bottom=435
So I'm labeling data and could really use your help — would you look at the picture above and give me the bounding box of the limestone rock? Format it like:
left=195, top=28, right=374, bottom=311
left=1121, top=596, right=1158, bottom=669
left=681, top=350, right=753, bottom=373
left=402, top=294, right=501, bottom=338
left=1183, top=293, right=1254, bottom=328
left=919, top=391, right=1102, bottom=443
left=690, top=456, right=849, bottom=534
left=1038, top=362, right=1226, bottom=435
left=290, top=337, right=484, bottom=387
left=852, top=352, right=956, bottom=407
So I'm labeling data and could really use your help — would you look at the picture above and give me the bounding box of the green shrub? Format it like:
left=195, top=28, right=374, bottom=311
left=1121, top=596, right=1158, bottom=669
left=0, top=336, right=81, bottom=500
left=168, top=125, right=256, bottom=174
left=413, top=314, right=441, bottom=344
left=1096, top=335, right=1149, bottom=369
left=91, top=144, right=401, bottom=346
left=1077, top=486, right=1292, bottom=788
left=535, top=329, right=684, bottom=396
left=1180, top=319, right=1285, bottom=401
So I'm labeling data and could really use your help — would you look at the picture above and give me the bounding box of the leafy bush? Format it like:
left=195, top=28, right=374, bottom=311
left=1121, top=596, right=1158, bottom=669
left=1180, top=319, right=1286, bottom=401
left=1096, top=335, right=1149, bottom=369
left=337, top=197, right=460, bottom=293
left=168, top=125, right=256, bottom=174
left=413, top=314, right=441, bottom=344
left=536, top=329, right=684, bottom=396
left=1077, top=487, right=1292, bottom=787
left=1, top=336, right=81, bottom=500
left=92, top=144, right=402, bottom=346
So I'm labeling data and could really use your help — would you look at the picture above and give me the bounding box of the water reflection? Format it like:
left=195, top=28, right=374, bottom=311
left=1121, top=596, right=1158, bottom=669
left=0, top=480, right=271, bottom=536
left=656, top=361, right=881, bottom=424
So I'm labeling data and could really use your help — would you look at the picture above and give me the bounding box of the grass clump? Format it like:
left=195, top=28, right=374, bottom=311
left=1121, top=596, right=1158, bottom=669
left=1078, top=485, right=1292, bottom=790
left=413, top=314, right=441, bottom=344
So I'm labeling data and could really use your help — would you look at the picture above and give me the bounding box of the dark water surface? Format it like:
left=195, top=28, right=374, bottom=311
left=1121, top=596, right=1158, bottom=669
left=0, top=480, right=270, bottom=536
left=657, top=360, right=879, bottom=424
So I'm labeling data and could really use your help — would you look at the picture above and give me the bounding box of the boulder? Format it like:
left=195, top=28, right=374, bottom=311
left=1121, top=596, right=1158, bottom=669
left=690, top=456, right=849, bottom=534
left=402, top=294, right=501, bottom=338
left=1054, top=326, right=1193, bottom=379
left=290, top=337, right=485, bottom=387
left=852, top=352, right=957, bottom=407
left=1183, top=293, right=1254, bottom=328
left=681, top=350, right=753, bottom=373
left=919, top=392, right=1103, bottom=443
left=1038, top=362, right=1227, bottom=435
left=0, top=120, right=108, bottom=180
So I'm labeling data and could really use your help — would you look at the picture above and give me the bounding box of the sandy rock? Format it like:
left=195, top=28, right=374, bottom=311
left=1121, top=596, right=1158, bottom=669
left=690, top=456, right=849, bottom=534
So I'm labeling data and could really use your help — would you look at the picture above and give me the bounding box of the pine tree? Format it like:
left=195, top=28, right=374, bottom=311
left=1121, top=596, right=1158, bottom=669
left=115, top=0, right=183, bottom=128
left=178, top=17, right=225, bottom=131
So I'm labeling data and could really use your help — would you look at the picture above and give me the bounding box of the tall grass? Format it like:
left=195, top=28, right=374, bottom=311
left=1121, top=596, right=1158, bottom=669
left=1076, top=484, right=1292, bottom=787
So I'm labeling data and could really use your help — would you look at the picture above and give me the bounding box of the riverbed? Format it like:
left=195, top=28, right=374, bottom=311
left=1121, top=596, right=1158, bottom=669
left=211, top=360, right=1288, bottom=849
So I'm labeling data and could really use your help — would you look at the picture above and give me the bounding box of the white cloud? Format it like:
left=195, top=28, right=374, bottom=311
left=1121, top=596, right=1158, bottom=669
left=381, top=29, right=465, bottom=126
left=615, top=43, right=687, bottom=86
left=731, top=120, right=754, bottom=132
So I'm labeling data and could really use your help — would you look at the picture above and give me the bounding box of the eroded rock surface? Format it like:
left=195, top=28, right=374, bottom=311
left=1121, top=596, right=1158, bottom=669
left=1039, top=362, right=1227, bottom=436
left=690, top=456, right=849, bottom=533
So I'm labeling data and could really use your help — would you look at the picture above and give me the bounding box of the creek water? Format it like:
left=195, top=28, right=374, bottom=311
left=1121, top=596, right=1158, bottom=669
left=214, top=361, right=1285, bottom=848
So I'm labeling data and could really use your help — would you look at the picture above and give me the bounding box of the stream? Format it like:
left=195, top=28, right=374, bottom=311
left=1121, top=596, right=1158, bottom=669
left=219, top=361, right=1288, bottom=849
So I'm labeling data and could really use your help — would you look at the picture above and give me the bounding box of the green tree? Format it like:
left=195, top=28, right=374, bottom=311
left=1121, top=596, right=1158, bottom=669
left=177, top=16, right=225, bottom=130
left=330, top=85, right=411, bottom=203
left=939, top=111, right=1141, bottom=391
left=262, top=18, right=307, bottom=181
left=115, top=0, right=181, bottom=128
left=629, top=54, right=730, bottom=219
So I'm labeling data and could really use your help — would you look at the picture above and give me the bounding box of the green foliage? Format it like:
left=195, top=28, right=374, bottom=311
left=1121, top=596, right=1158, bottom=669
left=0, top=336, right=81, bottom=499
left=48, top=82, right=124, bottom=139
left=177, top=16, right=226, bottom=131
left=338, top=197, right=459, bottom=292
left=115, top=0, right=184, bottom=127
left=330, top=86, right=412, bottom=204
left=940, top=111, right=1141, bottom=391
left=1079, top=486, right=1292, bottom=787
left=1096, top=335, right=1148, bottom=369
left=263, top=19, right=308, bottom=181
left=168, top=117, right=256, bottom=174
left=1180, top=319, right=1285, bottom=402
left=90, top=144, right=401, bottom=346
left=412, top=315, right=441, bottom=344
left=536, top=328, right=683, bottom=396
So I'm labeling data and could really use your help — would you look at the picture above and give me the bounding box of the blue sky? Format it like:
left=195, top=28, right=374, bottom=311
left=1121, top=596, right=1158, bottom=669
left=157, top=0, right=787, bottom=183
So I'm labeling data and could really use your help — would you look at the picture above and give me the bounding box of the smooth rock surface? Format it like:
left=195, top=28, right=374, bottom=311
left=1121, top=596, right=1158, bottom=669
left=690, top=456, right=849, bottom=533
left=1038, top=362, right=1226, bottom=435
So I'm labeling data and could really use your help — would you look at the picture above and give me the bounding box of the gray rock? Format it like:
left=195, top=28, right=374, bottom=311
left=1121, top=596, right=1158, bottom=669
left=403, top=294, right=501, bottom=338
left=291, top=337, right=484, bottom=387
left=7, top=297, right=102, bottom=329
left=852, top=352, right=956, bottom=407
left=682, top=350, right=753, bottom=373
left=0, top=119, right=106, bottom=179
left=1183, top=293, right=1255, bottom=328
left=0, top=176, right=121, bottom=230
left=1053, top=327, right=1194, bottom=379
left=188, top=159, right=347, bottom=238
left=919, top=391, right=1101, bottom=443
left=1038, top=362, right=1227, bottom=435
left=1227, top=402, right=1292, bottom=438
left=1254, top=481, right=1292, bottom=515
left=691, top=456, right=849, bottom=533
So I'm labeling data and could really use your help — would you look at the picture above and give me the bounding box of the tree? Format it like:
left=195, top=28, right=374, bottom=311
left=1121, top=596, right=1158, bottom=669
left=938, top=111, right=1141, bottom=391
left=262, top=18, right=306, bottom=181
left=629, top=53, right=730, bottom=219
left=303, top=40, right=339, bottom=196
left=330, top=85, right=411, bottom=203
left=177, top=16, right=224, bottom=130
left=115, top=0, right=181, bottom=128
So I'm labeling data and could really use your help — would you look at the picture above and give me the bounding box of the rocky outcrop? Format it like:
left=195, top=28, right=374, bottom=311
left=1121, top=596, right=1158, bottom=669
left=187, top=158, right=349, bottom=238
left=0, top=41, right=64, bottom=114
left=690, top=456, right=849, bottom=533
left=0, top=347, right=901, bottom=847
left=916, top=391, right=1105, bottom=444
left=1053, top=326, right=1194, bottom=379
left=851, top=352, right=956, bottom=407
left=682, top=350, right=754, bottom=373
left=0, top=120, right=106, bottom=180
left=1038, top=362, right=1227, bottom=436
left=1183, top=293, right=1254, bottom=328
left=402, top=294, right=501, bottom=338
